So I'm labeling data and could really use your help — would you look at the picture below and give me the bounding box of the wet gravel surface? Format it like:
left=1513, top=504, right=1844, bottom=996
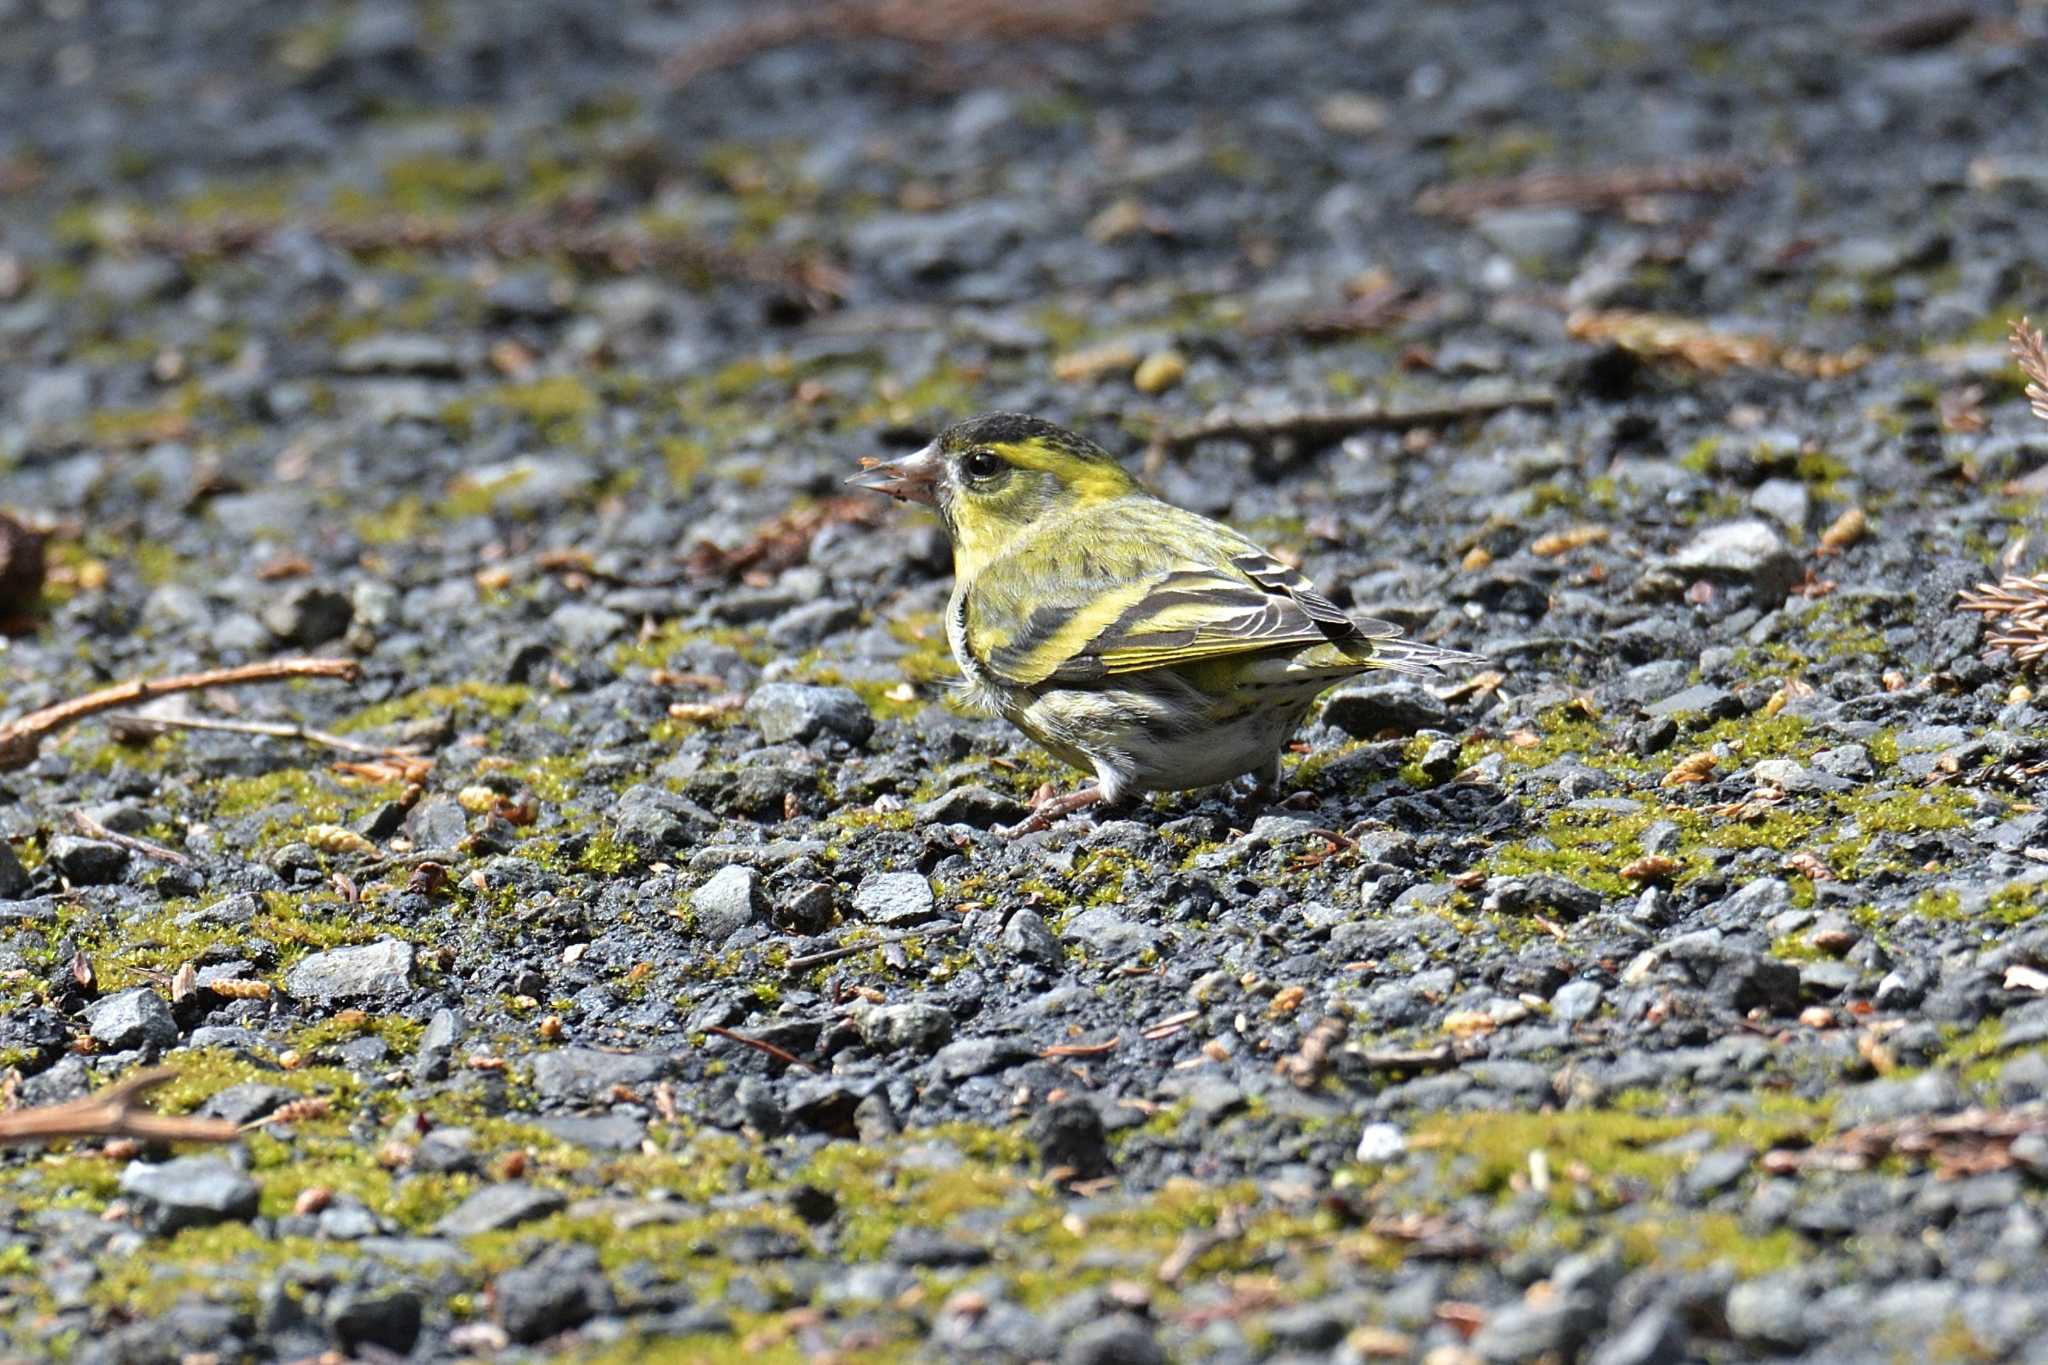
left=5, top=0, right=2048, bottom=1361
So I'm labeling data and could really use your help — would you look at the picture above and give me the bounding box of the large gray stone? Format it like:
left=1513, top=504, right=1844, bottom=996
left=45, top=835, right=130, bottom=886
left=1649, top=520, right=1801, bottom=608
left=530, top=1048, right=671, bottom=1104
left=434, top=1182, right=566, bottom=1237
left=1323, top=678, right=1450, bottom=737
left=548, top=602, right=627, bottom=651
left=1062, top=906, right=1160, bottom=958
left=852, top=871, right=936, bottom=926
left=495, top=1243, right=615, bottom=1344
left=853, top=1001, right=954, bottom=1053
left=285, top=939, right=414, bottom=1004
left=119, top=1156, right=260, bottom=1234
left=84, top=988, right=178, bottom=1052
left=691, top=865, right=763, bottom=942
left=744, top=683, right=874, bottom=746
left=0, top=840, right=28, bottom=899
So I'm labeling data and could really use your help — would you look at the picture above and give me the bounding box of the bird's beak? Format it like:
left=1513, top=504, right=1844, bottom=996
left=847, top=443, right=941, bottom=506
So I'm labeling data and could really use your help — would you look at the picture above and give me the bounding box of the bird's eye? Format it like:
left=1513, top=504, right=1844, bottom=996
left=961, top=449, right=1004, bottom=481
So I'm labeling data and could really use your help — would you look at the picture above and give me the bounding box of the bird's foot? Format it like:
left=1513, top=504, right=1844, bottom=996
left=1008, top=784, right=1106, bottom=835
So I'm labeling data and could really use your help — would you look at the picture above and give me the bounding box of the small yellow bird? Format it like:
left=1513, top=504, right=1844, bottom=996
left=851, top=413, right=1480, bottom=827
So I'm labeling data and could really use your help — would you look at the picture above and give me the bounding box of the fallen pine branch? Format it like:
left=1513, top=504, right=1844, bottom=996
left=0, top=1068, right=238, bottom=1147
left=0, top=657, right=361, bottom=771
left=2013, top=316, right=2048, bottom=426
left=1762, top=1107, right=2048, bottom=1178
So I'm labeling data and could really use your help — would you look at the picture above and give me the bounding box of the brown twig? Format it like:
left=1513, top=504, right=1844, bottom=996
left=0, top=657, right=361, bottom=772
left=69, top=810, right=190, bottom=868
left=105, top=709, right=415, bottom=758
left=1565, top=310, right=1873, bottom=378
left=1415, top=158, right=1751, bottom=220
left=1357, top=1044, right=1458, bottom=1073
left=1146, top=389, right=1557, bottom=472
left=1041, top=1039, right=1118, bottom=1058
left=781, top=921, right=962, bottom=971
left=0, top=1068, right=238, bottom=1147
left=2012, top=316, right=2048, bottom=426
left=662, top=0, right=1147, bottom=88
left=1140, top=1009, right=1199, bottom=1042
left=703, top=1026, right=815, bottom=1072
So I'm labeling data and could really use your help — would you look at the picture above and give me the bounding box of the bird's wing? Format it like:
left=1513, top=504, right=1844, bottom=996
left=965, top=507, right=1404, bottom=687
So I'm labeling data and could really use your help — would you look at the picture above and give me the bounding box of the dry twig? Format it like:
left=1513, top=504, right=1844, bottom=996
left=0, top=1068, right=238, bottom=1147
left=69, top=810, right=190, bottom=868
left=106, top=709, right=419, bottom=759
left=1146, top=388, right=1557, bottom=472
left=781, top=921, right=963, bottom=971
left=0, top=657, right=361, bottom=772
left=663, top=0, right=1147, bottom=87
left=1356, top=1044, right=1458, bottom=1073
left=1566, top=310, right=1872, bottom=378
left=1416, top=158, right=1750, bottom=220
left=704, top=1025, right=815, bottom=1072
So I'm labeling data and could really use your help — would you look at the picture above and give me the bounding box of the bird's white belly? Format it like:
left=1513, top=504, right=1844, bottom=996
left=1121, top=701, right=1305, bottom=791
left=1013, top=679, right=1318, bottom=797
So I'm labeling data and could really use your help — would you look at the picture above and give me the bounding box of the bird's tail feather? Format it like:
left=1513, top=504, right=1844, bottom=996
left=1368, top=638, right=1489, bottom=677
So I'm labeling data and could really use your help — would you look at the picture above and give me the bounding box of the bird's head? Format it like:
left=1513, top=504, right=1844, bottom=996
left=849, top=412, right=1138, bottom=571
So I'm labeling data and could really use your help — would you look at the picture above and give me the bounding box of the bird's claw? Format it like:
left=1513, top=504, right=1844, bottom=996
left=1006, top=785, right=1105, bottom=835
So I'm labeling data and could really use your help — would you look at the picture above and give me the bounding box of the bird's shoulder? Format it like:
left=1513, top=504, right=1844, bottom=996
left=960, top=495, right=1395, bottom=686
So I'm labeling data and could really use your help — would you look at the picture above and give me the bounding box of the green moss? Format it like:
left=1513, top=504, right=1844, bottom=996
left=354, top=494, right=429, bottom=546
left=662, top=436, right=707, bottom=488
left=479, top=375, right=600, bottom=444
left=340, top=681, right=535, bottom=733
left=376, top=153, right=508, bottom=212
left=1620, top=1214, right=1805, bottom=1277
left=438, top=463, right=531, bottom=517
left=1985, top=883, right=2048, bottom=925
left=1442, top=128, right=1554, bottom=181
left=578, top=830, right=637, bottom=876
left=1488, top=808, right=1687, bottom=897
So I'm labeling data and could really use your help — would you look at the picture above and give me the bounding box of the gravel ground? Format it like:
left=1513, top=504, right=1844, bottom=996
left=5, top=1, right=2048, bottom=1361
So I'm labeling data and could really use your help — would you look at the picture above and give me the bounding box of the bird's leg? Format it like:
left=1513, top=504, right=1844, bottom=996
left=1008, top=784, right=1105, bottom=835
left=1244, top=758, right=1318, bottom=812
